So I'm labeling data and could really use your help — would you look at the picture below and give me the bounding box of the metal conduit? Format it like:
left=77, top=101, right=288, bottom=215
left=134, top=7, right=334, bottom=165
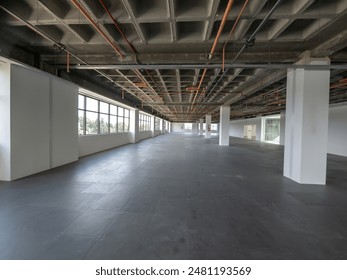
left=193, top=0, right=285, bottom=118
left=0, top=5, right=164, bottom=116
left=190, top=0, right=235, bottom=109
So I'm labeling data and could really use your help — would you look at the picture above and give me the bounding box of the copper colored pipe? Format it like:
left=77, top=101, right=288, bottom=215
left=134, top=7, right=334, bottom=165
left=210, top=0, right=235, bottom=56
left=191, top=0, right=234, bottom=109
left=330, top=82, right=347, bottom=89
left=98, top=0, right=136, bottom=54
left=222, top=0, right=249, bottom=72
left=70, top=0, right=124, bottom=58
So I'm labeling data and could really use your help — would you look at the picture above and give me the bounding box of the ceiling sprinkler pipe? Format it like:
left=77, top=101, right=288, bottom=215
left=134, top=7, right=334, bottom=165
left=191, top=0, right=235, bottom=110
left=193, top=0, right=285, bottom=119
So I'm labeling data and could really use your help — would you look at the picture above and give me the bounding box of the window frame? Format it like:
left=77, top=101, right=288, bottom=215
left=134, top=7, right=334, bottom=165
left=78, top=94, right=131, bottom=135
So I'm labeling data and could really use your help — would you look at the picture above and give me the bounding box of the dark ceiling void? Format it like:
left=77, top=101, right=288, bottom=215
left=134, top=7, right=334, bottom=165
left=0, top=0, right=347, bottom=122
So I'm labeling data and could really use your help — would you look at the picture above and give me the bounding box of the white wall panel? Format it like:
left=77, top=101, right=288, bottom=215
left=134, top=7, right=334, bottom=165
left=138, top=131, right=153, bottom=141
left=79, top=133, right=130, bottom=157
left=328, top=104, right=347, bottom=157
left=229, top=117, right=262, bottom=141
left=10, top=64, right=50, bottom=180
left=51, top=79, right=79, bottom=167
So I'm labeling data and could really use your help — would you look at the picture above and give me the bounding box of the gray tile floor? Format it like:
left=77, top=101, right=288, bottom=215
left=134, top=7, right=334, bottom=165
left=1, top=134, right=347, bottom=259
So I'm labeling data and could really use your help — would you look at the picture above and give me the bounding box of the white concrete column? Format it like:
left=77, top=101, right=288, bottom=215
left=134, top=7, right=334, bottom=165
left=151, top=116, right=155, bottom=137
left=130, top=109, right=139, bottom=143
left=192, top=122, right=198, bottom=134
left=196, top=121, right=200, bottom=134
left=0, top=62, right=11, bottom=181
left=161, top=119, right=165, bottom=134
left=219, top=105, right=230, bottom=146
left=284, top=56, right=330, bottom=185
left=205, top=114, right=211, bottom=138
left=199, top=119, right=203, bottom=135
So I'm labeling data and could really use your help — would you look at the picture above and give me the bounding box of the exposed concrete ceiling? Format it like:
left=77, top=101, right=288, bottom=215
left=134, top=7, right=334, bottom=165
left=1, top=0, right=347, bottom=122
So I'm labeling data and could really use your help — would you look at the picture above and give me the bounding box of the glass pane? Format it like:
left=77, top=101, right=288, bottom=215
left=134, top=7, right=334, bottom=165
left=124, top=118, right=129, bottom=132
left=118, top=116, right=124, bottom=132
left=78, top=95, right=85, bottom=109
left=118, top=107, right=124, bottom=117
left=110, top=105, right=117, bottom=115
left=100, top=113, right=109, bottom=134
left=78, top=110, right=85, bottom=135
left=100, top=101, right=109, bottom=114
left=86, top=97, right=98, bottom=112
left=110, top=115, right=117, bottom=133
left=265, top=118, right=280, bottom=143
left=85, top=111, right=98, bottom=134
left=124, top=109, right=129, bottom=118
left=184, top=123, right=192, bottom=129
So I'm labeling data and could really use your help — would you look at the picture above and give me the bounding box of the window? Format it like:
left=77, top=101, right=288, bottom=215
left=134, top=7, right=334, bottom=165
left=184, top=123, right=192, bottom=130
left=139, top=113, right=151, bottom=131
left=264, top=117, right=280, bottom=144
left=261, top=115, right=280, bottom=144
left=78, top=94, right=130, bottom=135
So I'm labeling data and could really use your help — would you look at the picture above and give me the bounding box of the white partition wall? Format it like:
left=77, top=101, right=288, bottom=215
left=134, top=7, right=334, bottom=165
left=51, top=79, right=79, bottom=168
left=10, top=64, right=51, bottom=179
left=328, top=104, right=347, bottom=157
left=0, top=60, right=79, bottom=181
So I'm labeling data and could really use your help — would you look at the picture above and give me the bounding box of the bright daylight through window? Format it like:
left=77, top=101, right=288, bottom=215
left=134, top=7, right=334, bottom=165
left=78, top=94, right=130, bottom=135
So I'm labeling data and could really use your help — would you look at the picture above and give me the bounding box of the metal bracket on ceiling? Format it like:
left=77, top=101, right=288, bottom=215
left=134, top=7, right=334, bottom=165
left=119, top=53, right=137, bottom=63
left=245, top=37, right=255, bottom=48
left=53, top=43, right=66, bottom=53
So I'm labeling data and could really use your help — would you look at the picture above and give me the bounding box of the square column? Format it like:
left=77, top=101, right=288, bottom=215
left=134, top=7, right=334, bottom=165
left=284, top=56, right=330, bottom=185
left=151, top=116, right=155, bottom=137
left=199, top=119, right=203, bottom=135
left=192, top=122, right=198, bottom=134
left=130, top=109, right=139, bottom=143
left=196, top=121, right=200, bottom=134
left=219, top=105, right=230, bottom=146
left=161, top=119, right=165, bottom=134
left=205, top=114, right=211, bottom=138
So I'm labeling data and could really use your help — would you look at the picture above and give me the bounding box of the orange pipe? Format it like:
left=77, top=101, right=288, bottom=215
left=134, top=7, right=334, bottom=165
left=99, top=0, right=136, bottom=54
left=210, top=0, right=235, bottom=56
left=330, top=82, right=347, bottom=89
left=222, top=0, right=249, bottom=72
left=70, top=0, right=124, bottom=58
left=191, top=0, right=234, bottom=110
